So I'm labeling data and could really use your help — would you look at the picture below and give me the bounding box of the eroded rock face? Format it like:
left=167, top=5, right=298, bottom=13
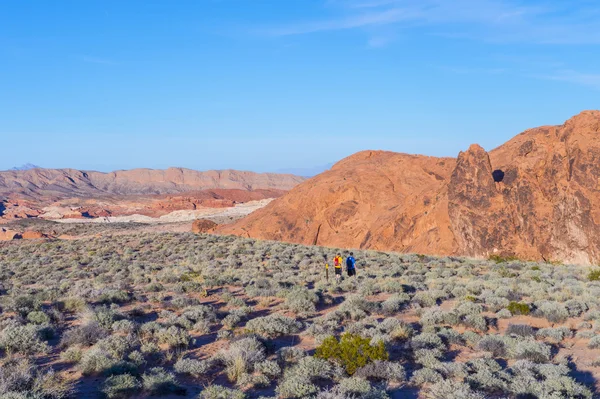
left=0, top=228, right=22, bottom=240
left=220, top=110, right=600, bottom=264
left=192, top=219, right=218, bottom=234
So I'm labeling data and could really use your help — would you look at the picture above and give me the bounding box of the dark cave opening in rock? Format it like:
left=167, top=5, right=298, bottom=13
left=492, top=169, right=505, bottom=183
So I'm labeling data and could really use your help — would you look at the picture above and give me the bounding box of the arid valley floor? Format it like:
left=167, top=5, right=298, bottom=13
left=1, top=221, right=600, bottom=398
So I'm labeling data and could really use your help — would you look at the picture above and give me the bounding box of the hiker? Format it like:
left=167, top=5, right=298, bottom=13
left=346, top=252, right=356, bottom=277
left=333, top=253, right=343, bottom=282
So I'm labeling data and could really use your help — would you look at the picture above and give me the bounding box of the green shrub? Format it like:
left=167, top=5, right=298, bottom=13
left=588, top=269, right=600, bottom=281
left=489, top=255, right=519, bottom=264
left=27, top=311, right=50, bottom=325
left=315, top=333, right=388, bottom=375
left=506, top=302, right=530, bottom=316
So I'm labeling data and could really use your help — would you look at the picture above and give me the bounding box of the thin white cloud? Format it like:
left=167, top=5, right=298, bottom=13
left=266, top=0, right=600, bottom=45
left=539, top=70, right=600, bottom=90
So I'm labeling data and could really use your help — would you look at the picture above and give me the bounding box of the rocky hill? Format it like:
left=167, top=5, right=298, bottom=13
left=219, top=110, right=600, bottom=264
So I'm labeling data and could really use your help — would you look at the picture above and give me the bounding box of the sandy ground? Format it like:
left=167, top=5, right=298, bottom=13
left=50, top=199, right=272, bottom=225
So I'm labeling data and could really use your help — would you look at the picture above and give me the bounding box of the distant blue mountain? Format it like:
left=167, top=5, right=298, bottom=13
left=9, top=163, right=40, bottom=171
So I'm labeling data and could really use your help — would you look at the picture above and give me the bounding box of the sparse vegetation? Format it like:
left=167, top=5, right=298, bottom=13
left=0, top=229, right=598, bottom=397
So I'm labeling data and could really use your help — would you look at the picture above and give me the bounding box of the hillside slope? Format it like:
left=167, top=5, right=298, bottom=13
left=219, top=110, right=600, bottom=264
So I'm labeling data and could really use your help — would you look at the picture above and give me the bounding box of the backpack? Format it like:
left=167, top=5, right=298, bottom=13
left=346, top=256, right=355, bottom=269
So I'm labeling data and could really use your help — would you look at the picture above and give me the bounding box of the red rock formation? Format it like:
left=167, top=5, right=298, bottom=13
left=0, top=228, right=21, bottom=240
left=192, top=219, right=218, bottom=234
left=21, top=231, right=49, bottom=239
left=219, top=111, right=600, bottom=264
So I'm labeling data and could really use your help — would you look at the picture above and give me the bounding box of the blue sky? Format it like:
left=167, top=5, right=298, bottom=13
left=1, top=0, right=599, bottom=173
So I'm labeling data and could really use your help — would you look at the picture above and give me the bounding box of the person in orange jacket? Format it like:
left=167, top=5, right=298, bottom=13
left=333, top=253, right=343, bottom=282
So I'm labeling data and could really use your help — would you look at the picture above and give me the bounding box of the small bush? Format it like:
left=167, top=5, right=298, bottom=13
left=174, top=358, right=213, bottom=376
left=506, top=324, right=535, bottom=337
left=588, top=269, right=600, bottom=281
left=0, top=323, right=49, bottom=355
left=354, top=360, right=406, bottom=383
left=200, top=385, right=246, bottom=399
left=507, top=302, right=530, bottom=316
left=315, top=333, right=388, bottom=375
left=141, top=367, right=185, bottom=395
left=102, top=374, right=142, bottom=399
left=245, top=314, right=302, bottom=338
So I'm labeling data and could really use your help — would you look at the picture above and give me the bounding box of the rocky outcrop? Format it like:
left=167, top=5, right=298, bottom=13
left=0, top=228, right=21, bottom=240
left=220, top=111, right=600, bottom=264
left=21, top=231, right=49, bottom=239
left=192, top=219, right=218, bottom=234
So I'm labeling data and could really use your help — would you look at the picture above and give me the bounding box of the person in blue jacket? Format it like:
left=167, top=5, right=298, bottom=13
left=346, top=252, right=356, bottom=277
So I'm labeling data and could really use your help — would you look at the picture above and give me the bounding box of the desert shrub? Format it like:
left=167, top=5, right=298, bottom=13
left=79, top=348, right=118, bottom=375
left=506, top=324, right=535, bottom=337
left=277, top=346, right=307, bottom=364
left=537, top=301, right=569, bottom=324
left=199, top=385, right=246, bottom=399
left=588, top=268, right=600, bottom=281
left=315, top=333, right=388, bottom=375
left=506, top=301, right=530, bottom=315
left=381, top=293, right=410, bottom=315
left=496, top=309, right=512, bottom=319
left=0, top=358, right=73, bottom=399
left=141, top=367, right=185, bottom=395
left=276, top=357, right=337, bottom=398
left=7, top=295, right=42, bottom=317
left=411, top=333, right=445, bottom=351
left=112, top=320, right=137, bottom=334
left=245, top=314, right=302, bottom=338
left=537, top=327, right=572, bottom=342
left=60, top=346, right=83, bottom=363
left=330, top=377, right=389, bottom=398
left=102, top=374, right=142, bottom=399
left=88, top=306, right=122, bottom=329
left=477, top=335, right=506, bottom=357
left=0, top=323, right=49, bottom=355
left=354, top=360, right=405, bottom=383
left=462, top=314, right=487, bottom=332
left=508, top=360, right=592, bottom=398
left=174, top=358, right=214, bottom=377
left=412, top=292, right=437, bottom=307
left=283, top=286, right=318, bottom=316
left=588, top=335, right=600, bottom=349
left=565, top=299, right=588, bottom=317
left=425, top=379, right=484, bottom=399
left=156, top=326, right=190, bottom=349
left=97, top=289, right=131, bottom=304
left=96, top=335, right=135, bottom=360
left=410, top=368, right=443, bottom=385
left=217, top=337, right=266, bottom=383
left=511, top=339, right=551, bottom=363
left=27, top=311, right=50, bottom=325
left=420, top=308, right=459, bottom=327
left=60, top=297, right=87, bottom=313
left=255, top=360, right=281, bottom=377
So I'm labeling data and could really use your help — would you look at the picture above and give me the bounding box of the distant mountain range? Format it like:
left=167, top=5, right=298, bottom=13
left=9, top=163, right=40, bottom=171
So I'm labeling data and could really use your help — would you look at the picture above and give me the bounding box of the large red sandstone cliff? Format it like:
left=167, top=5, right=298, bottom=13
left=219, top=111, right=600, bottom=264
